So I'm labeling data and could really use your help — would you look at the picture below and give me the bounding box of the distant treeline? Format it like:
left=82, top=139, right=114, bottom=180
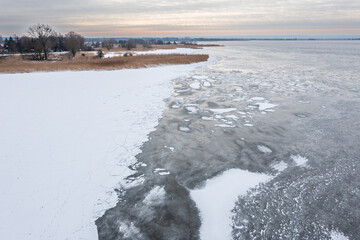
left=0, top=24, right=197, bottom=60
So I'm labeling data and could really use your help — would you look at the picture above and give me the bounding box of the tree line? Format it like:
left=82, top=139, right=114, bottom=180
left=0, top=24, right=89, bottom=60
left=0, top=23, right=195, bottom=60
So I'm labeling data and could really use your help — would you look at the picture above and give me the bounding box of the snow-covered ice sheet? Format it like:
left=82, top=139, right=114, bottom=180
left=190, top=169, right=271, bottom=240
left=0, top=63, right=203, bottom=240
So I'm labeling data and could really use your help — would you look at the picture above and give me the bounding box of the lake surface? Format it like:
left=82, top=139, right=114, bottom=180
left=98, top=41, right=360, bottom=240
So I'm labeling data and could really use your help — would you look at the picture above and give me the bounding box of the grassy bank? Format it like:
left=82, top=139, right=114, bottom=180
left=0, top=54, right=209, bottom=73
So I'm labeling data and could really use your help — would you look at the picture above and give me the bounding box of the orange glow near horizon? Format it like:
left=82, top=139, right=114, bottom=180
left=79, top=28, right=360, bottom=38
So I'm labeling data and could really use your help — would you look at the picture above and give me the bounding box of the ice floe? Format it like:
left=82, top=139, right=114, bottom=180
left=203, top=81, right=212, bottom=87
left=256, top=102, right=278, bottom=111
left=215, top=124, right=235, bottom=128
left=185, top=106, right=199, bottom=114
left=209, top=108, right=237, bottom=114
left=190, top=82, right=201, bottom=89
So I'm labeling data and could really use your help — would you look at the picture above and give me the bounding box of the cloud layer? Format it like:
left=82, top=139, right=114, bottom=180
left=1, top=0, right=359, bottom=37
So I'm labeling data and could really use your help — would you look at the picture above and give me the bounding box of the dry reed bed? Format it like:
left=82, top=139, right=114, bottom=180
left=0, top=54, right=209, bottom=73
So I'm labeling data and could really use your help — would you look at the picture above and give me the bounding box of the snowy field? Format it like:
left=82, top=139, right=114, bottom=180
left=103, top=47, right=202, bottom=58
left=0, top=64, right=204, bottom=240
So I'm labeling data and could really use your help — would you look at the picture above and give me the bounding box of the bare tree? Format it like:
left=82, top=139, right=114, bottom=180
left=28, top=24, right=57, bottom=60
left=124, top=39, right=136, bottom=50
left=102, top=39, right=117, bottom=50
left=65, top=31, right=85, bottom=57
left=0, top=35, right=3, bottom=52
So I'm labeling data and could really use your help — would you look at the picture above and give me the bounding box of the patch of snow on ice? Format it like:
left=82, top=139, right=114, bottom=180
left=257, top=145, right=272, bottom=154
left=190, top=169, right=271, bottom=240
left=244, top=123, right=254, bottom=127
left=209, top=108, right=237, bottom=114
left=331, top=230, right=349, bottom=240
left=291, top=154, right=308, bottom=167
left=143, top=186, right=166, bottom=205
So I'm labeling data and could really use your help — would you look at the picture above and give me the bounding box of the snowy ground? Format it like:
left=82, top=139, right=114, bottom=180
left=103, top=48, right=202, bottom=58
left=0, top=64, right=204, bottom=240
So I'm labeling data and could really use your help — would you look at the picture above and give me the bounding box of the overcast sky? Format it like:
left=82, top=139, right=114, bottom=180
left=1, top=0, right=359, bottom=37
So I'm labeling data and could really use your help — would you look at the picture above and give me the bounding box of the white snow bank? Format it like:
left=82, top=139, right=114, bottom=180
left=190, top=169, right=271, bottom=240
left=0, top=63, right=203, bottom=240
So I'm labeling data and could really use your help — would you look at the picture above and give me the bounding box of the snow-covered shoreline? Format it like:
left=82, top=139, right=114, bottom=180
left=0, top=63, right=205, bottom=240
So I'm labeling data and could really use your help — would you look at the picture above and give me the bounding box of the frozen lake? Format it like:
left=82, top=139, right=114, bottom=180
left=99, top=41, right=360, bottom=240
left=1, top=41, right=359, bottom=240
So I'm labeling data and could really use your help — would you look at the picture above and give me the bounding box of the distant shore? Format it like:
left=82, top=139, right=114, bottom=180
left=0, top=44, right=217, bottom=73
